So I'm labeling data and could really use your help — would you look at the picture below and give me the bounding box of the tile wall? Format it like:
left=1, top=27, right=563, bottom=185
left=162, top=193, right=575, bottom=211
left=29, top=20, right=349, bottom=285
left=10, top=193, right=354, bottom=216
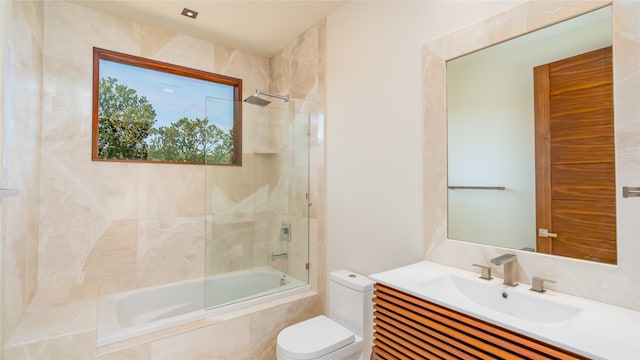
left=2, top=0, right=326, bottom=358
left=1, top=0, right=44, bottom=347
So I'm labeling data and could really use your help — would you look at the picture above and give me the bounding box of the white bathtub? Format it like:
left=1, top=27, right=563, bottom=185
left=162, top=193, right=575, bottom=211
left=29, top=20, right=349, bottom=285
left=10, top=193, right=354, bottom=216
left=97, top=266, right=308, bottom=346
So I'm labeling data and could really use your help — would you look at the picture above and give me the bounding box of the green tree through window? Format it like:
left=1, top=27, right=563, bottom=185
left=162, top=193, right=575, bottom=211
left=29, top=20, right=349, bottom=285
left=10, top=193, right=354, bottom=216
left=98, top=78, right=234, bottom=163
left=148, top=117, right=234, bottom=163
left=92, top=48, right=242, bottom=165
left=98, top=77, right=156, bottom=160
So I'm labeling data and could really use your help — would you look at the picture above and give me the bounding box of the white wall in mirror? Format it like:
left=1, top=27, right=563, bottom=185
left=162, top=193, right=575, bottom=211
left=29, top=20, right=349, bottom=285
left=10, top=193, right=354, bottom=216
left=447, top=6, right=612, bottom=251
left=424, top=0, right=639, bottom=311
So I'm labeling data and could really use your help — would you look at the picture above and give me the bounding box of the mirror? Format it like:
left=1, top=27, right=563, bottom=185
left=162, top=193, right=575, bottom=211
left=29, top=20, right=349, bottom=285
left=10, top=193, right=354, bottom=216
left=446, top=6, right=614, bottom=263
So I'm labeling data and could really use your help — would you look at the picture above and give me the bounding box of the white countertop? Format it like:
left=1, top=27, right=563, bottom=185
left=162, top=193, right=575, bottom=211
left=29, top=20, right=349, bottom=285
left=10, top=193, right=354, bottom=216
left=369, top=261, right=640, bottom=360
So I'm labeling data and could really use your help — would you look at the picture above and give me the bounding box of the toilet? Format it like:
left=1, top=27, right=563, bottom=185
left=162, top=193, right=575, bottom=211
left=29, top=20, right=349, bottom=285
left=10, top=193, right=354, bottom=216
left=276, top=270, right=374, bottom=360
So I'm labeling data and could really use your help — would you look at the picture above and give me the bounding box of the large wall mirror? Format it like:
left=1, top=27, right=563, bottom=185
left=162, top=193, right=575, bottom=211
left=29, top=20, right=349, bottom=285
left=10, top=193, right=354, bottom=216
left=446, top=6, right=616, bottom=264
left=425, top=0, right=639, bottom=310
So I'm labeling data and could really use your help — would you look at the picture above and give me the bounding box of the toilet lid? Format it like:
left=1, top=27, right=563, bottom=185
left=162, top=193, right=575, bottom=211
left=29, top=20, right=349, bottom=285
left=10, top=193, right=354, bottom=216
left=277, top=315, right=355, bottom=360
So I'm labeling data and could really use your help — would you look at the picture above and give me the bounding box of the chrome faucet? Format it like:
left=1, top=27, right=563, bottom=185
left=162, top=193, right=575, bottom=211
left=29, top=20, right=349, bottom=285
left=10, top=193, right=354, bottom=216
left=490, top=254, right=518, bottom=286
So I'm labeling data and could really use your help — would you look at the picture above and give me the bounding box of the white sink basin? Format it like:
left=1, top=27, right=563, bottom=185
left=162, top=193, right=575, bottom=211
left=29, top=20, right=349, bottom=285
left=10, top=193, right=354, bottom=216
left=370, top=261, right=640, bottom=359
left=420, top=275, right=582, bottom=324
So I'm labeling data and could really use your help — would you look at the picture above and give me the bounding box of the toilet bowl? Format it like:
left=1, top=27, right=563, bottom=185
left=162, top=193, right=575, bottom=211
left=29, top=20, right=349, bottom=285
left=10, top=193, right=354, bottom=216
left=276, top=270, right=374, bottom=360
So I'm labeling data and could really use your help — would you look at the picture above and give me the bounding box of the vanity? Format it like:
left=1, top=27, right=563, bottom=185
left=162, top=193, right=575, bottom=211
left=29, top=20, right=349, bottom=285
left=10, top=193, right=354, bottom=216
left=369, top=261, right=640, bottom=359
left=374, top=1, right=640, bottom=358
left=409, top=0, right=640, bottom=357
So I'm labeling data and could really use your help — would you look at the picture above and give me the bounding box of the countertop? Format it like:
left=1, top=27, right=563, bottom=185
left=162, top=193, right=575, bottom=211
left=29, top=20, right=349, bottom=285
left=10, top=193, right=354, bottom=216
left=369, top=261, right=640, bottom=360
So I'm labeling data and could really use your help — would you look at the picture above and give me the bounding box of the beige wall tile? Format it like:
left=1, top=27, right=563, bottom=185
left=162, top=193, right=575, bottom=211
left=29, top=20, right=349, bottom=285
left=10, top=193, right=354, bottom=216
left=5, top=330, right=95, bottom=360
left=141, top=25, right=215, bottom=72
left=6, top=286, right=96, bottom=347
left=40, top=56, right=93, bottom=141
left=136, top=216, right=205, bottom=287
left=213, top=44, right=270, bottom=94
left=2, top=0, right=43, bottom=340
left=84, top=221, right=138, bottom=294
left=95, top=343, right=151, bottom=360
left=137, top=165, right=205, bottom=219
left=150, top=316, right=252, bottom=359
left=38, top=0, right=223, bottom=296
left=5, top=1, right=327, bottom=357
left=43, top=1, right=140, bottom=62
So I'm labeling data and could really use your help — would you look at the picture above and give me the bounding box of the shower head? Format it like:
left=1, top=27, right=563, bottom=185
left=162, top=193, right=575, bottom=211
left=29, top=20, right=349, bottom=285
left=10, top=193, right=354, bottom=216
left=244, top=95, right=271, bottom=107
left=243, top=90, right=289, bottom=107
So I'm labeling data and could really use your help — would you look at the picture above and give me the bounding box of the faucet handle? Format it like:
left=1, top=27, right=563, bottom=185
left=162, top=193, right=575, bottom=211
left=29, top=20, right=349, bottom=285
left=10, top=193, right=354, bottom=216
left=530, top=276, right=556, bottom=293
left=472, top=264, right=492, bottom=280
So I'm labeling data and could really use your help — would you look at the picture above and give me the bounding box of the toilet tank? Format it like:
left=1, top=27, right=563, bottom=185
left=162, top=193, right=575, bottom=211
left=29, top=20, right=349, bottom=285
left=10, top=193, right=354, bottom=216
left=328, top=270, right=374, bottom=338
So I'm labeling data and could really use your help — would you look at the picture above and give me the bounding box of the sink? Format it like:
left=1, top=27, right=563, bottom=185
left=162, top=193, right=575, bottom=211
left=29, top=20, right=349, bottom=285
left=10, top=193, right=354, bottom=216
left=370, top=261, right=640, bottom=359
left=420, top=275, right=582, bottom=324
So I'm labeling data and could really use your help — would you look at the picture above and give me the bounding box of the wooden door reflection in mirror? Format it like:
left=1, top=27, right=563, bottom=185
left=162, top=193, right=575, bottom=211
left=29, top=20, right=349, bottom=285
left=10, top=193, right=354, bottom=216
left=534, top=46, right=616, bottom=264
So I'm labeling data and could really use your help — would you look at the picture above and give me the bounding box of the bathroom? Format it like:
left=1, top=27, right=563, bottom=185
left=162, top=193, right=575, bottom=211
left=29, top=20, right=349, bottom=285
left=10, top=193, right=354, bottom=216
left=1, top=0, right=638, bottom=359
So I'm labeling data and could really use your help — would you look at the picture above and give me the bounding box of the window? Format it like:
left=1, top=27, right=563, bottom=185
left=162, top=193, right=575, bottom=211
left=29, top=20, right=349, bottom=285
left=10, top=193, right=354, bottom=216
left=92, top=47, right=242, bottom=165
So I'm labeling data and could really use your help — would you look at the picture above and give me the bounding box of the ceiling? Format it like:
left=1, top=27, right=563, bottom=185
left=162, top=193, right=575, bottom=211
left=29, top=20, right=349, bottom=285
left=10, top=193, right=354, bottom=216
left=73, top=0, right=347, bottom=57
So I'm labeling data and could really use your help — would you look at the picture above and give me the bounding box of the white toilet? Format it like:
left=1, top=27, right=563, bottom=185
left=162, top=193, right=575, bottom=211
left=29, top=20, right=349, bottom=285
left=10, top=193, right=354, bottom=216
left=276, top=270, right=374, bottom=360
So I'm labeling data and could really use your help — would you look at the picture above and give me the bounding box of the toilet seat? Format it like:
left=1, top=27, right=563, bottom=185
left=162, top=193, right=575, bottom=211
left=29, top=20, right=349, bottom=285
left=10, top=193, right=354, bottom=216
left=277, top=315, right=355, bottom=360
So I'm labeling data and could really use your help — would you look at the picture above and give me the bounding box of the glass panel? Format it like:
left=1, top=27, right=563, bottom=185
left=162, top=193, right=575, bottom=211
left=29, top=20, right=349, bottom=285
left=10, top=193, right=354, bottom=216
left=204, top=97, right=309, bottom=310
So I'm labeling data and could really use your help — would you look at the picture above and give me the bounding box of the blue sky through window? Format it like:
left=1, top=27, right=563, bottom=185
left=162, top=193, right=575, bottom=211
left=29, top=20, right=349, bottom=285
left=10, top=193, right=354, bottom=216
left=100, top=59, right=235, bottom=130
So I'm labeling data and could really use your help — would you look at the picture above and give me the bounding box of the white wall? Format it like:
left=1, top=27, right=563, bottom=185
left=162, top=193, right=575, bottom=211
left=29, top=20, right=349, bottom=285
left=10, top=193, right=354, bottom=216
left=326, top=1, right=519, bottom=276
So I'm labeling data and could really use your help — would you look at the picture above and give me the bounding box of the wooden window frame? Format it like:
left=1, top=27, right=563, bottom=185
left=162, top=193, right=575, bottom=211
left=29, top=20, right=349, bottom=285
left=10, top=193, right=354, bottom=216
left=92, top=47, right=243, bottom=165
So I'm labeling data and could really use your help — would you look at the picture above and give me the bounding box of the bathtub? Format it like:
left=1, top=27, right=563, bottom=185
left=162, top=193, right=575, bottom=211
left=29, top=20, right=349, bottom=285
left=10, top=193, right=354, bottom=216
left=97, top=266, right=308, bottom=346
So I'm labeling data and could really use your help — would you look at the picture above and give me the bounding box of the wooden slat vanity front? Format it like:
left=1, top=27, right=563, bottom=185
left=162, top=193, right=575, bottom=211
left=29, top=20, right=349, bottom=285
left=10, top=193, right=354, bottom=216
left=371, top=283, right=589, bottom=360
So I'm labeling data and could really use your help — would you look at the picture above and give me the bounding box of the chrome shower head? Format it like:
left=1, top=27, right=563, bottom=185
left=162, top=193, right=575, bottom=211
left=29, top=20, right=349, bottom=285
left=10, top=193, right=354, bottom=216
left=243, top=90, right=289, bottom=107
left=243, top=95, right=271, bottom=107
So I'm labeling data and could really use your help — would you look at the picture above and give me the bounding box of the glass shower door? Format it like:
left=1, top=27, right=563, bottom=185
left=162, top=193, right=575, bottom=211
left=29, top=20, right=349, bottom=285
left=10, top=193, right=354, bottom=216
left=204, top=96, right=309, bottom=310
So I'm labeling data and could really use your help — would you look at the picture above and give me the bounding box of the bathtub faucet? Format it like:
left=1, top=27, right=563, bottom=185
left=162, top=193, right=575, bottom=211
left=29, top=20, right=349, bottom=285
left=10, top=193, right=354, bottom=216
left=271, top=252, right=288, bottom=261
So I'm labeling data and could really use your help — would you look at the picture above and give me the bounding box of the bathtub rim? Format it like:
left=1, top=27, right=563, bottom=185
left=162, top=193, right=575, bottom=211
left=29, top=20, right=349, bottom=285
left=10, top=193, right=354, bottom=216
left=95, top=289, right=317, bottom=357
left=97, top=267, right=310, bottom=347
